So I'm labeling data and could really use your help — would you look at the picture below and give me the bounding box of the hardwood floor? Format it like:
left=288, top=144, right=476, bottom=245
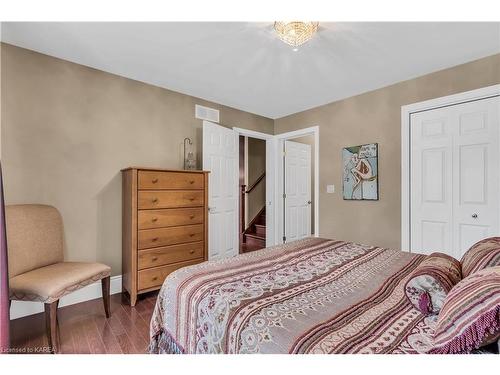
left=9, top=292, right=158, bottom=354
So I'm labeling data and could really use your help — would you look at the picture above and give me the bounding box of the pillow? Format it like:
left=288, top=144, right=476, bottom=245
left=404, top=252, right=461, bottom=315
left=429, top=266, right=500, bottom=354
left=461, top=237, right=500, bottom=278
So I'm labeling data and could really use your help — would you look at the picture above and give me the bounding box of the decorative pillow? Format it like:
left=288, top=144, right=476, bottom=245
left=404, top=252, right=462, bottom=315
left=461, top=237, right=500, bottom=278
left=429, top=266, right=500, bottom=354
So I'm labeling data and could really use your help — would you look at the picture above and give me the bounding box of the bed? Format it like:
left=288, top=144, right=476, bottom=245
left=149, top=237, right=439, bottom=354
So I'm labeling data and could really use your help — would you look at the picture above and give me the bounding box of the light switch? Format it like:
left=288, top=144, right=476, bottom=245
left=327, top=184, right=335, bottom=193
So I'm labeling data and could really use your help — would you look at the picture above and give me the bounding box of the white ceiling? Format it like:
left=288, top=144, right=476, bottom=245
left=2, top=22, right=500, bottom=119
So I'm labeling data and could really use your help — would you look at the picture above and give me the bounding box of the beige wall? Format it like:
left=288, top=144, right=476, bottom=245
left=275, top=53, right=500, bottom=250
left=1, top=43, right=273, bottom=275
left=246, top=137, right=266, bottom=226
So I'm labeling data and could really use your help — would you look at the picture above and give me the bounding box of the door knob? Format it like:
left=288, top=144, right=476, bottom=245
left=472, top=213, right=478, bottom=219
left=307, top=200, right=312, bottom=205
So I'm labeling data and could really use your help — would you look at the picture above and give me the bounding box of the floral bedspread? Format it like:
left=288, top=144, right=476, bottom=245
left=149, top=237, right=437, bottom=354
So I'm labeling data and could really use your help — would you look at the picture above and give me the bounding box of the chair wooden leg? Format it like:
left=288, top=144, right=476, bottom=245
left=101, top=276, right=111, bottom=318
left=44, top=301, right=59, bottom=354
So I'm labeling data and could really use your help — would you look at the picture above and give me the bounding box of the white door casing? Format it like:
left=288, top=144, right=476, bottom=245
left=284, top=140, right=312, bottom=242
left=409, top=96, right=499, bottom=257
left=202, top=121, right=239, bottom=260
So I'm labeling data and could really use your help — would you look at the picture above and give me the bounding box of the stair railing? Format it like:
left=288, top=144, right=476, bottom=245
left=240, top=172, right=266, bottom=240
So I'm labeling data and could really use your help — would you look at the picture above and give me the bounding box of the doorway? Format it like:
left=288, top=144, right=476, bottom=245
left=275, top=126, right=320, bottom=244
left=203, top=121, right=319, bottom=260
left=239, top=136, right=267, bottom=253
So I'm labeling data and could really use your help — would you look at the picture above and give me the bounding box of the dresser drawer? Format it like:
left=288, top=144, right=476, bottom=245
left=138, top=259, right=203, bottom=291
left=138, top=241, right=204, bottom=270
left=138, top=207, right=204, bottom=230
left=138, top=190, right=204, bottom=209
left=138, top=171, right=204, bottom=190
left=138, top=224, right=204, bottom=249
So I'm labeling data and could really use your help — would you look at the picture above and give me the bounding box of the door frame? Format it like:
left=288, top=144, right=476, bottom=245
left=275, top=126, right=320, bottom=244
left=400, top=84, right=500, bottom=252
left=233, top=127, right=276, bottom=246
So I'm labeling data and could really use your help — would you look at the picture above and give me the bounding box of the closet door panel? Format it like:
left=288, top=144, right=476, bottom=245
left=410, top=109, right=453, bottom=255
left=452, top=97, right=499, bottom=257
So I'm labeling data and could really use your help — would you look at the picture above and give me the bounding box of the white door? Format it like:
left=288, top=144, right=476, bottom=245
left=284, top=140, right=312, bottom=242
left=202, top=121, right=239, bottom=260
left=410, top=96, right=499, bottom=257
left=453, top=98, right=499, bottom=255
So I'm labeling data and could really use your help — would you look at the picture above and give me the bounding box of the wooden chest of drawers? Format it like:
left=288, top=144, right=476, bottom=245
left=121, top=167, right=209, bottom=306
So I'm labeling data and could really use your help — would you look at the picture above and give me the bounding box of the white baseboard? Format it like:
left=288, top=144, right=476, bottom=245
left=9, top=275, right=123, bottom=320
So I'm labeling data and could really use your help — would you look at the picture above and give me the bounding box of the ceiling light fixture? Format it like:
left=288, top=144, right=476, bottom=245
left=274, top=22, right=319, bottom=48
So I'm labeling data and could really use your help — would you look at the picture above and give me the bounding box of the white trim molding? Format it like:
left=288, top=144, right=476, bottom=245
left=401, top=84, right=500, bottom=252
left=9, top=274, right=123, bottom=320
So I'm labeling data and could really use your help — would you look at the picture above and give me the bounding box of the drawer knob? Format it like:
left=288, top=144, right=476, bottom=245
left=152, top=198, right=159, bottom=204
left=152, top=178, right=158, bottom=184
left=152, top=217, right=158, bottom=222
left=152, top=237, right=159, bottom=242
left=189, top=234, right=195, bottom=237
left=189, top=250, right=195, bottom=254
left=190, top=215, right=195, bottom=219
left=151, top=257, right=158, bottom=262
left=189, top=180, right=195, bottom=184
left=189, top=197, right=195, bottom=201
left=152, top=276, right=158, bottom=281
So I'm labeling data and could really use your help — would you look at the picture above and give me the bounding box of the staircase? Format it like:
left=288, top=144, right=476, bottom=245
left=242, top=208, right=266, bottom=253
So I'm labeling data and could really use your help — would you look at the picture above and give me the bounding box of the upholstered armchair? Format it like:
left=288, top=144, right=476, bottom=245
left=6, top=204, right=111, bottom=353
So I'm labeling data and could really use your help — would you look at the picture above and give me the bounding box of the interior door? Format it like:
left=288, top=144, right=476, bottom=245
left=410, top=96, right=500, bottom=257
left=410, top=106, right=454, bottom=255
left=452, top=97, right=499, bottom=255
left=284, top=140, right=311, bottom=242
left=202, top=121, right=239, bottom=260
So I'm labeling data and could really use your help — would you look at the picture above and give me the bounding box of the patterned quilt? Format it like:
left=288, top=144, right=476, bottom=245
left=149, top=238, right=438, bottom=354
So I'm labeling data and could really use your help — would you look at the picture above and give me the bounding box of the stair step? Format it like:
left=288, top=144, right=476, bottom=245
left=245, top=233, right=266, bottom=247
left=254, top=224, right=266, bottom=236
left=256, top=215, right=266, bottom=225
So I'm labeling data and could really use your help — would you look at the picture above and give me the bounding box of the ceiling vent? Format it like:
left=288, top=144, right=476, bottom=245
left=195, top=104, right=219, bottom=123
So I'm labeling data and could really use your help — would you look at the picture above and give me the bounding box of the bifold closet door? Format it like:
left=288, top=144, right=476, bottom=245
left=452, top=97, right=499, bottom=255
left=410, top=106, right=454, bottom=256
left=410, top=96, right=500, bottom=258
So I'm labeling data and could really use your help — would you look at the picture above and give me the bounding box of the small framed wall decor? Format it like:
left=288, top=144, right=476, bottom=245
left=342, top=143, right=378, bottom=200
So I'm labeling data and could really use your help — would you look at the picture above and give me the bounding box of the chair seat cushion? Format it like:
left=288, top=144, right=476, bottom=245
left=9, top=262, right=111, bottom=303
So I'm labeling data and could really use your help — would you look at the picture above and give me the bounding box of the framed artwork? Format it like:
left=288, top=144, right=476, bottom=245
left=342, top=143, right=378, bottom=200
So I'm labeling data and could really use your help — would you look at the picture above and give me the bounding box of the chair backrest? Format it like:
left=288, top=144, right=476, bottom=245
left=5, top=204, right=64, bottom=278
